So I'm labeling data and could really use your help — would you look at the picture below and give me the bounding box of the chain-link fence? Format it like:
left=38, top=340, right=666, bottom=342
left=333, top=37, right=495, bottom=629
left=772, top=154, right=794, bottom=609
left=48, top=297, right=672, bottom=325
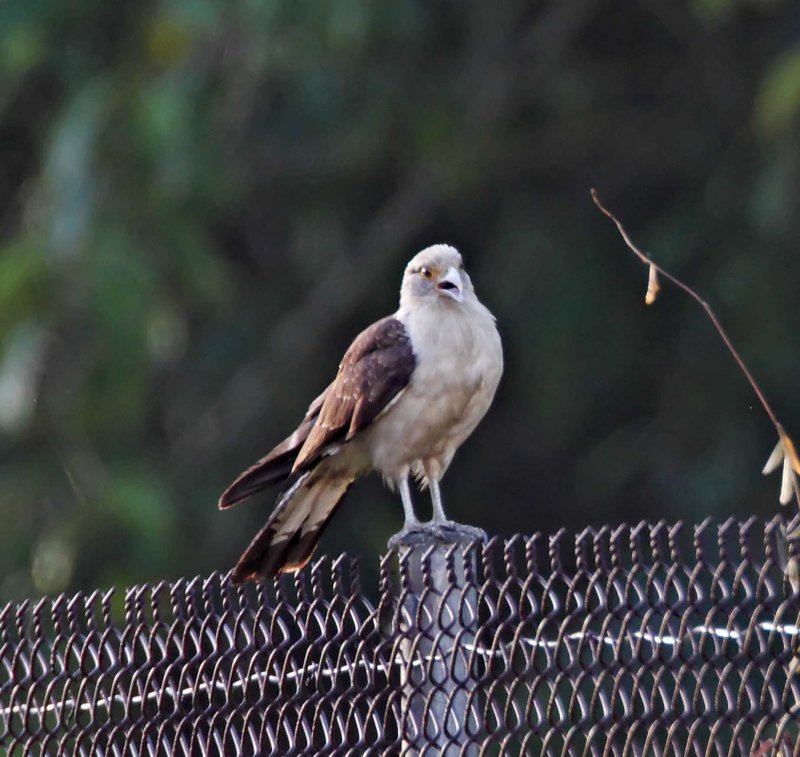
left=2, top=517, right=800, bottom=755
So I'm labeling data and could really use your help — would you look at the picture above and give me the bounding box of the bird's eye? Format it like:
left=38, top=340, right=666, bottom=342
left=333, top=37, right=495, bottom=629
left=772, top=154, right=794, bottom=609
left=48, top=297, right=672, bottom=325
left=459, top=262, right=465, bottom=271
left=419, top=267, right=433, bottom=279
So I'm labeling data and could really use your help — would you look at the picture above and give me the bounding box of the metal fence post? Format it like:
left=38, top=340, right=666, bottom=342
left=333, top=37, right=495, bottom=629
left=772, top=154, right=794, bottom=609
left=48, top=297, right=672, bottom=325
left=391, top=529, right=483, bottom=756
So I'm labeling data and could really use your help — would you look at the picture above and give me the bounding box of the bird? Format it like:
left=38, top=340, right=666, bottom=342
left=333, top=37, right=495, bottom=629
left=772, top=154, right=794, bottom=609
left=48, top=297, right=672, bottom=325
left=219, top=244, right=503, bottom=583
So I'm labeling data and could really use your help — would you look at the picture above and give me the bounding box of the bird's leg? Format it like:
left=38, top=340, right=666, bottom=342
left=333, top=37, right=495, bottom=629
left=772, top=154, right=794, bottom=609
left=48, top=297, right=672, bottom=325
left=426, top=475, right=488, bottom=542
left=429, top=478, right=448, bottom=522
left=388, top=473, right=487, bottom=550
left=399, top=475, right=420, bottom=530
left=387, top=475, right=429, bottom=550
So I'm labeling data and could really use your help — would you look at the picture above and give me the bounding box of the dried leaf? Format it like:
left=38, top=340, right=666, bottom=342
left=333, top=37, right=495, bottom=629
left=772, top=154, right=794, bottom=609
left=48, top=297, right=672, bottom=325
left=788, top=556, right=800, bottom=594
left=645, top=264, right=660, bottom=305
left=763, top=439, right=785, bottom=475
left=782, top=432, right=800, bottom=476
left=780, top=455, right=795, bottom=505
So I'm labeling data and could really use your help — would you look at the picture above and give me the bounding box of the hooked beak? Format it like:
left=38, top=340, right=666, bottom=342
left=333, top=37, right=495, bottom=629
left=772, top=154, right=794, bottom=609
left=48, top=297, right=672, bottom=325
left=436, top=266, right=463, bottom=302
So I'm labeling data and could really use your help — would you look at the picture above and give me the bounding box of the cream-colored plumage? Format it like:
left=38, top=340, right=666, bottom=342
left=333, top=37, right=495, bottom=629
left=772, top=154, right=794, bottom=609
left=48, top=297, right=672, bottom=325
left=368, top=250, right=503, bottom=488
left=220, top=243, right=503, bottom=582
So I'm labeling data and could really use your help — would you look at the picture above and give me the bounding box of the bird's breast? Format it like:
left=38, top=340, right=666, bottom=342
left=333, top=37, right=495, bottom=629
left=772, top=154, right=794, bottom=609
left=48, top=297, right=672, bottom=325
left=366, top=303, right=502, bottom=477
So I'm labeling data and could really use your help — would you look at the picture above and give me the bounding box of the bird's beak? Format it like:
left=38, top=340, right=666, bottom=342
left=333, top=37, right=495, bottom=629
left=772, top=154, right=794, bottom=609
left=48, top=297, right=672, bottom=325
left=436, top=266, right=463, bottom=302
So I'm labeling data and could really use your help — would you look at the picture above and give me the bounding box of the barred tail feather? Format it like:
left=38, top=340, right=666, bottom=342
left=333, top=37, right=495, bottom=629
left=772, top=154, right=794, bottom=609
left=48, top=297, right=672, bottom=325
left=230, top=472, right=354, bottom=583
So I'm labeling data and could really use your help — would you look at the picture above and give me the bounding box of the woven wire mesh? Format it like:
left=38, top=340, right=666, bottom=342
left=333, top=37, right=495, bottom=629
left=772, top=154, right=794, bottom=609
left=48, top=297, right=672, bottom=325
left=2, top=517, right=800, bottom=756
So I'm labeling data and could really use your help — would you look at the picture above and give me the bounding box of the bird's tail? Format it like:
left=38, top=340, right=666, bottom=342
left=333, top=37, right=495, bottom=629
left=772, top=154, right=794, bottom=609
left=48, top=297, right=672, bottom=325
left=230, top=471, right=354, bottom=583
left=218, top=450, right=296, bottom=509
left=218, top=392, right=326, bottom=509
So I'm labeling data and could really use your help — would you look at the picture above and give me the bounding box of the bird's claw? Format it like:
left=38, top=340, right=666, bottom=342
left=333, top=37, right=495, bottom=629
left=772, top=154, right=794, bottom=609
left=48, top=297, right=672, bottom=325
left=387, top=520, right=487, bottom=551
left=387, top=525, right=428, bottom=550
left=431, top=520, right=487, bottom=542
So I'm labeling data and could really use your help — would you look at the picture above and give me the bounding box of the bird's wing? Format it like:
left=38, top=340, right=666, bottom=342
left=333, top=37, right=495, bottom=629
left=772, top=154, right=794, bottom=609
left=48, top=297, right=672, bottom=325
left=226, top=316, right=415, bottom=582
left=218, top=316, right=414, bottom=510
left=292, top=316, right=415, bottom=470
left=218, top=385, right=330, bottom=508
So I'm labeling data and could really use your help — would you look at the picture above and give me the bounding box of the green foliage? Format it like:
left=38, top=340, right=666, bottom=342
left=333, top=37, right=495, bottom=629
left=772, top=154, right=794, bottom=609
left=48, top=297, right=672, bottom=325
left=756, top=47, right=800, bottom=137
left=1, top=0, right=799, bottom=597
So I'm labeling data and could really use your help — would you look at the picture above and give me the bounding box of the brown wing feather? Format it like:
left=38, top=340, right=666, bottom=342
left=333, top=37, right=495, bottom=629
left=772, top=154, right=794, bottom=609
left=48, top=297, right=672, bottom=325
left=292, top=317, right=415, bottom=471
left=218, top=385, right=330, bottom=508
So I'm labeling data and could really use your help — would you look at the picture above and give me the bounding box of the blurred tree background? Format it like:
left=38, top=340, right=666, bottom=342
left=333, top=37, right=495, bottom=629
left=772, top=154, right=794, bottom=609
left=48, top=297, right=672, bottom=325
left=1, top=0, right=799, bottom=598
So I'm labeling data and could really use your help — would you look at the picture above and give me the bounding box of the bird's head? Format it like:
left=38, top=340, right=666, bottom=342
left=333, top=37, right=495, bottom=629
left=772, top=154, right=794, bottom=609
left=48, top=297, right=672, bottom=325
left=400, top=244, right=474, bottom=307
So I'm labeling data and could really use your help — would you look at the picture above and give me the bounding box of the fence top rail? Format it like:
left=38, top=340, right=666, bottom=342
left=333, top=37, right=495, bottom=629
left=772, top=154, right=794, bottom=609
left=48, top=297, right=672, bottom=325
left=1, top=515, right=791, bottom=619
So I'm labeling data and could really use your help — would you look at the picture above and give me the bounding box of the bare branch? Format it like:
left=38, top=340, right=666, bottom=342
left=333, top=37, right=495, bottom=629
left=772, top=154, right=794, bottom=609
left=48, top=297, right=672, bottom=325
left=590, top=188, right=799, bottom=512
left=591, top=188, right=781, bottom=431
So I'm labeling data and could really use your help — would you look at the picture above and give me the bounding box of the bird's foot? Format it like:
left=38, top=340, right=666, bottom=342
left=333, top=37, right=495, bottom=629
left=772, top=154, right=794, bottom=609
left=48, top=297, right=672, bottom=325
left=387, top=520, right=487, bottom=551
left=387, top=523, right=429, bottom=550
left=430, top=519, right=487, bottom=543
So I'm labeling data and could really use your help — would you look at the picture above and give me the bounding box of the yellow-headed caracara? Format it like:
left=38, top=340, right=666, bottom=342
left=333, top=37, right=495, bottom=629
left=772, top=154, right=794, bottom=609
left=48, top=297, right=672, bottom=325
left=219, top=244, right=503, bottom=583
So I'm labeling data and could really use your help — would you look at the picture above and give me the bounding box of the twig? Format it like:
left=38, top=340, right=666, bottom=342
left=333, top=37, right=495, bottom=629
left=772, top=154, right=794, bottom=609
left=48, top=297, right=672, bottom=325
left=591, top=189, right=780, bottom=430
left=590, top=188, right=800, bottom=512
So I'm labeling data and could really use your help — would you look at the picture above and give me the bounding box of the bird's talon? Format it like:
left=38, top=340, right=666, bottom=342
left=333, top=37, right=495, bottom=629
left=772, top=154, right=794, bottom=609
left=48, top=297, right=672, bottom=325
left=387, top=523, right=429, bottom=550
left=432, top=521, right=487, bottom=543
